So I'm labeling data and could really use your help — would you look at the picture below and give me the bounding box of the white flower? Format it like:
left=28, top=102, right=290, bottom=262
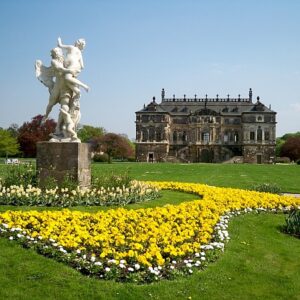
left=119, top=263, right=125, bottom=269
left=90, top=256, right=96, bottom=262
left=94, top=262, right=102, bottom=266
left=82, top=254, right=87, bottom=260
left=189, top=269, right=193, bottom=274
left=9, top=236, right=14, bottom=240
left=134, top=263, right=140, bottom=270
left=76, top=249, right=81, bottom=254
left=195, top=261, right=201, bottom=267
left=105, top=267, right=111, bottom=272
left=170, top=265, right=175, bottom=270
left=120, top=259, right=126, bottom=264
left=108, top=259, right=116, bottom=264
left=128, top=267, right=134, bottom=272
left=201, top=257, right=206, bottom=261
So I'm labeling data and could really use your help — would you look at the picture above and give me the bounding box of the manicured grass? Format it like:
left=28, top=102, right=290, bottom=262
left=92, top=162, right=300, bottom=193
left=0, top=213, right=299, bottom=300
left=0, top=162, right=299, bottom=192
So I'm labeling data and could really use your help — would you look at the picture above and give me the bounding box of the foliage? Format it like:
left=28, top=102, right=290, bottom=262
left=2, top=164, right=37, bottom=187
left=284, top=209, right=300, bottom=237
left=92, top=169, right=131, bottom=189
left=275, top=137, right=285, bottom=157
left=0, top=129, right=19, bottom=157
left=17, top=115, right=56, bottom=158
left=250, top=183, right=282, bottom=194
left=6, top=123, right=19, bottom=138
left=77, top=125, right=105, bottom=143
left=93, top=153, right=109, bottom=163
left=280, top=136, right=300, bottom=161
left=91, top=133, right=134, bottom=163
left=280, top=131, right=300, bottom=140
left=275, top=156, right=291, bottom=163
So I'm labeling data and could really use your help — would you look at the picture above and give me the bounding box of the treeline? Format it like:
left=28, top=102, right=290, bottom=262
left=276, top=132, right=300, bottom=163
left=0, top=115, right=135, bottom=162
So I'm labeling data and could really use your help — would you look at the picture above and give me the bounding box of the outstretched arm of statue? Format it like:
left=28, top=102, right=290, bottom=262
left=57, top=37, right=73, bottom=51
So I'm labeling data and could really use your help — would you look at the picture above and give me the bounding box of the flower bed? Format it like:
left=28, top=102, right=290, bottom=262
left=0, top=181, right=299, bottom=282
left=0, top=180, right=159, bottom=207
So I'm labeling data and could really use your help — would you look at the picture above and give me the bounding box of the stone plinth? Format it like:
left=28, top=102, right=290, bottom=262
left=37, top=142, right=91, bottom=188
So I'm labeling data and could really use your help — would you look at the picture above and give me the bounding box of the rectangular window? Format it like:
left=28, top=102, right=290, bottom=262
left=250, top=131, right=255, bottom=141
left=264, top=131, right=270, bottom=141
left=202, top=132, right=210, bottom=143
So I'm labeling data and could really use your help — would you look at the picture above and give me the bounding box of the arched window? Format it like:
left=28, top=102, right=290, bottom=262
left=202, top=132, right=210, bottom=143
left=149, top=127, right=155, bottom=142
left=156, top=128, right=162, bottom=141
left=142, top=128, right=148, bottom=142
left=173, top=131, right=177, bottom=142
left=257, top=127, right=262, bottom=141
left=234, top=132, right=239, bottom=142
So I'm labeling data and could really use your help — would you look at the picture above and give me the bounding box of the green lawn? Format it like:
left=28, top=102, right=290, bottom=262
left=1, top=162, right=299, bottom=192
left=92, top=162, right=300, bottom=193
left=0, top=162, right=299, bottom=299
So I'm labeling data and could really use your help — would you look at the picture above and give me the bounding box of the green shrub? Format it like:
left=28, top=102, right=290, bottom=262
left=251, top=183, right=282, bottom=194
left=275, top=157, right=291, bottom=164
left=127, top=156, right=136, bottom=162
left=92, top=170, right=131, bottom=190
left=3, top=163, right=37, bottom=187
left=284, top=209, right=300, bottom=237
left=296, top=159, right=300, bottom=165
left=93, top=153, right=109, bottom=163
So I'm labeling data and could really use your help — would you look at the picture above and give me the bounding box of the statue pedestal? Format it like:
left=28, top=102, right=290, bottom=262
left=37, top=142, right=91, bottom=188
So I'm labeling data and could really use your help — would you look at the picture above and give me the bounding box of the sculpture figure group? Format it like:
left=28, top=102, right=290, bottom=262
left=35, top=37, right=89, bottom=142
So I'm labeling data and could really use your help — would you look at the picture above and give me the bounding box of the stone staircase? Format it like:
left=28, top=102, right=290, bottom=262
left=222, top=156, right=244, bottom=164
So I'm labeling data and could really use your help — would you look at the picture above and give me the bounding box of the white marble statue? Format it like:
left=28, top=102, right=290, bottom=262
left=35, top=37, right=89, bottom=142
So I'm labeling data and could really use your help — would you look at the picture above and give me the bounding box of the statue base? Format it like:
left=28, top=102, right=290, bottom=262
left=36, top=142, right=91, bottom=188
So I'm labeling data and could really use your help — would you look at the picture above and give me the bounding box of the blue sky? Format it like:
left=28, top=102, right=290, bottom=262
left=0, top=0, right=299, bottom=139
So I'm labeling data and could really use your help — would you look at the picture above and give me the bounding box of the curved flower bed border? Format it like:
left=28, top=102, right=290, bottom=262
left=0, top=181, right=299, bottom=283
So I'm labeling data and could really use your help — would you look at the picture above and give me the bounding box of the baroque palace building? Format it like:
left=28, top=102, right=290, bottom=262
left=135, top=89, right=276, bottom=163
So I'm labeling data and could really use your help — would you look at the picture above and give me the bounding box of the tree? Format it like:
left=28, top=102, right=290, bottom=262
left=281, top=132, right=300, bottom=141
left=280, top=137, right=300, bottom=161
left=18, top=115, right=56, bottom=157
left=7, top=123, right=19, bottom=138
left=0, top=129, right=19, bottom=157
left=275, top=137, right=285, bottom=157
left=92, top=133, right=134, bottom=163
left=77, top=125, right=106, bottom=142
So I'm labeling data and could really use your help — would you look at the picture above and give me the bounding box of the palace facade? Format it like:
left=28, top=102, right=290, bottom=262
left=135, top=89, right=276, bottom=163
